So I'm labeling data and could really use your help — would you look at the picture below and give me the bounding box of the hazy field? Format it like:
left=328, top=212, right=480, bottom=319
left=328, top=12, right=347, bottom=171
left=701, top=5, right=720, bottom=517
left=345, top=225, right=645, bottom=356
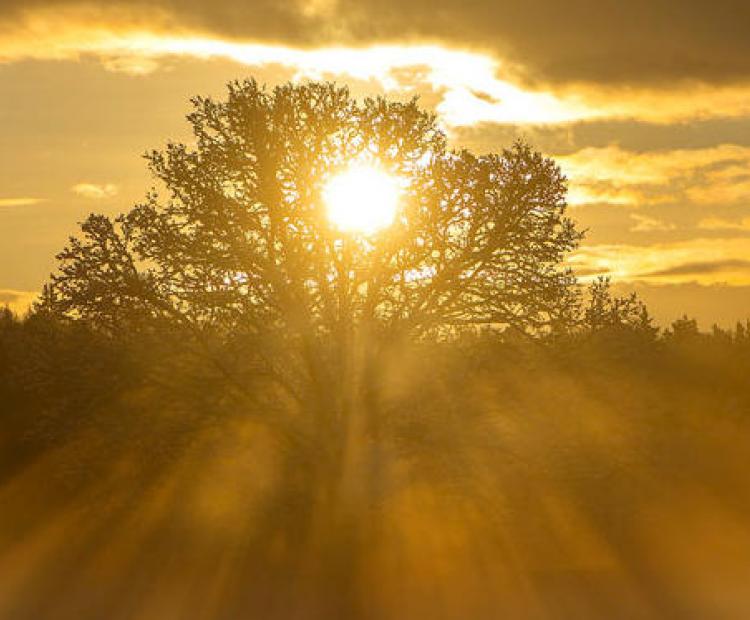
left=3, top=316, right=749, bottom=619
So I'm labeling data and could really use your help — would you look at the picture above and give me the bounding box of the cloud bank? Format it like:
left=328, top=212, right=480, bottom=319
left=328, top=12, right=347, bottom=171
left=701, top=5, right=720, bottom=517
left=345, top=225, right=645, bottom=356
left=4, top=0, right=750, bottom=86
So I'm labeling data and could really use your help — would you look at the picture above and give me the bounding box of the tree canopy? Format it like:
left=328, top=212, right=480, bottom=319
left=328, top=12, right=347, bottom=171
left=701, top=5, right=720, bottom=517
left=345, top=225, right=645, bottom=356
left=45, top=79, right=583, bottom=400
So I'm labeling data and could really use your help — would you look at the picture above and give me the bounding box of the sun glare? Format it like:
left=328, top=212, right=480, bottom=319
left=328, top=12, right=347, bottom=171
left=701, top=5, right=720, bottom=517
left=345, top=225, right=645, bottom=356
left=324, top=165, right=401, bottom=234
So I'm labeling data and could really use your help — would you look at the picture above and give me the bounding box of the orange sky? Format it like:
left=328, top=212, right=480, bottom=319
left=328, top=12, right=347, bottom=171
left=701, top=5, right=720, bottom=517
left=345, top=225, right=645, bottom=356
left=2, top=1, right=750, bottom=326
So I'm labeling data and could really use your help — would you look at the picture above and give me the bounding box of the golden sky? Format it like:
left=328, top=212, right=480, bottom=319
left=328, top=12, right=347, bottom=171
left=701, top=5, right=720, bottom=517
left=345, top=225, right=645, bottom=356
left=2, top=0, right=750, bottom=325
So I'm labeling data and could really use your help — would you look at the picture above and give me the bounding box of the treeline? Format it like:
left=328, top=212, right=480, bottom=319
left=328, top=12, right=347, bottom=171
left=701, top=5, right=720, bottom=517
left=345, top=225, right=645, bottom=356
left=3, top=285, right=750, bottom=504
left=2, top=296, right=750, bottom=619
left=3, top=287, right=750, bottom=472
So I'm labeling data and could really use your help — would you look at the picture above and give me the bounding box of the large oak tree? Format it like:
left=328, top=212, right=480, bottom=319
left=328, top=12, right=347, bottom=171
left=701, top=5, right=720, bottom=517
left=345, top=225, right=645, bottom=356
left=46, top=79, right=581, bottom=408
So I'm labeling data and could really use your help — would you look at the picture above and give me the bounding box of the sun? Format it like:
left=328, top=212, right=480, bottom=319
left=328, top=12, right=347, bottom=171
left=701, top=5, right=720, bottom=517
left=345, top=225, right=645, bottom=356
left=323, top=165, right=401, bottom=234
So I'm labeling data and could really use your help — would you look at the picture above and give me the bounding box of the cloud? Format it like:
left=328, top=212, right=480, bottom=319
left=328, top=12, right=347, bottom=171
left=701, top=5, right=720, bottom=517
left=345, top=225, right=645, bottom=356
left=698, top=217, right=750, bottom=231
left=100, top=55, right=162, bottom=76
left=629, top=213, right=676, bottom=233
left=559, top=144, right=750, bottom=207
left=571, top=237, right=750, bottom=285
left=0, top=19, right=601, bottom=126
left=643, top=259, right=750, bottom=278
left=72, top=183, right=119, bottom=199
left=454, top=117, right=750, bottom=160
left=3, top=4, right=750, bottom=128
left=3, top=0, right=750, bottom=88
left=0, top=197, right=45, bottom=207
left=339, top=0, right=750, bottom=87
left=685, top=166, right=750, bottom=205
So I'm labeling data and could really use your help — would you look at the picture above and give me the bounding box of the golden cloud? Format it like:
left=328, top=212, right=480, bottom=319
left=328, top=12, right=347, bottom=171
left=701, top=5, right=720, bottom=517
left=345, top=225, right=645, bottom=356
left=572, top=237, right=750, bottom=285
left=5, top=0, right=750, bottom=86
left=629, top=214, right=676, bottom=233
left=698, top=217, right=750, bottom=232
left=0, top=197, right=45, bottom=207
left=559, top=144, right=750, bottom=206
left=72, top=183, right=119, bottom=199
left=3, top=9, right=750, bottom=128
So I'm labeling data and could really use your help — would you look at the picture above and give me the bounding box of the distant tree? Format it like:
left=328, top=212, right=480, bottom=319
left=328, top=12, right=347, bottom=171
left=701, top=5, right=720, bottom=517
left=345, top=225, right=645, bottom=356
left=734, top=319, right=750, bottom=344
left=664, top=314, right=700, bottom=343
left=45, top=80, right=582, bottom=412
left=0, top=307, right=18, bottom=389
left=711, top=323, right=733, bottom=343
left=581, top=277, right=657, bottom=338
left=735, top=321, right=746, bottom=341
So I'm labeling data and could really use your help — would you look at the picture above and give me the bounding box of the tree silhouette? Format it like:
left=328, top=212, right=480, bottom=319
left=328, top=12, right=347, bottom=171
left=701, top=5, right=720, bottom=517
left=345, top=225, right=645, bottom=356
left=665, top=314, right=700, bottom=342
left=46, top=80, right=582, bottom=408
left=582, top=277, right=657, bottom=337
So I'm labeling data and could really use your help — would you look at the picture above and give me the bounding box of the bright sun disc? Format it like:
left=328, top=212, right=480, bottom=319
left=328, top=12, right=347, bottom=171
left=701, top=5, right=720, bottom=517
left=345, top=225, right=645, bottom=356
left=324, top=165, right=400, bottom=233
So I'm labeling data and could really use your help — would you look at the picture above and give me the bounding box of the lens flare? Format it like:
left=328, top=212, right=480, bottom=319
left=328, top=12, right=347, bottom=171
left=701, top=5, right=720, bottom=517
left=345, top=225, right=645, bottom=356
left=324, top=165, right=400, bottom=233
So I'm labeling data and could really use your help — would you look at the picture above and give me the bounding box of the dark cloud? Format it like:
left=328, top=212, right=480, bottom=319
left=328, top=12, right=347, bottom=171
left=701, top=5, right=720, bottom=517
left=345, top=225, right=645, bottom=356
left=339, top=0, right=750, bottom=86
left=566, top=118, right=750, bottom=153
left=0, top=0, right=328, bottom=46
left=455, top=117, right=750, bottom=157
left=644, top=259, right=750, bottom=278
left=3, top=0, right=750, bottom=86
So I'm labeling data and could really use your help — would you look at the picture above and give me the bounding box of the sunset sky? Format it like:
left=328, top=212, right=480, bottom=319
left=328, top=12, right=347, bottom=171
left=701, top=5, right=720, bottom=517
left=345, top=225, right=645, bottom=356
left=2, top=1, right=750, bottom=326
